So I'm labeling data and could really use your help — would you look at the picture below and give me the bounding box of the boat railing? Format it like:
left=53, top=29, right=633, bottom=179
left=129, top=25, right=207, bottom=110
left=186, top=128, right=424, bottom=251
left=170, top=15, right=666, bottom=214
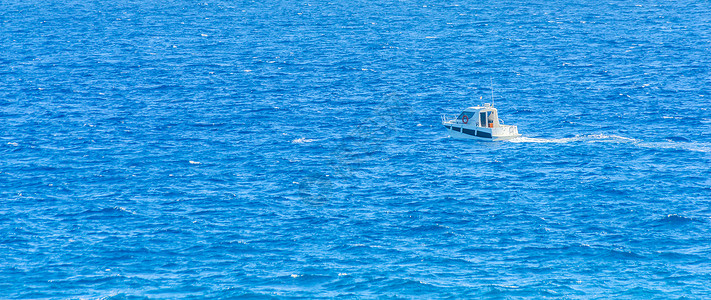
left=441, top=114, right=458, bottom=124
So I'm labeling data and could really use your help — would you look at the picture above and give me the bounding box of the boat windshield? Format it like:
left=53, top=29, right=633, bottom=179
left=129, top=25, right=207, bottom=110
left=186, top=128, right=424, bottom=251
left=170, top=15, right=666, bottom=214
left=457, top=111, right=475, bottom=122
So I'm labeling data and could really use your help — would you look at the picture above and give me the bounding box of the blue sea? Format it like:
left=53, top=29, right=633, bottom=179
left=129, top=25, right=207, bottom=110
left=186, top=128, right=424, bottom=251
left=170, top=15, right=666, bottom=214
left=2, top=0, right=711, bottom=298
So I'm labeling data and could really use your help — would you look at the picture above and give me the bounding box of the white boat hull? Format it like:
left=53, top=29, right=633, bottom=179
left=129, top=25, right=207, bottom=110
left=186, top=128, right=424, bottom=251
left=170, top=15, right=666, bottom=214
left=443, top=123, right=521, bottom=141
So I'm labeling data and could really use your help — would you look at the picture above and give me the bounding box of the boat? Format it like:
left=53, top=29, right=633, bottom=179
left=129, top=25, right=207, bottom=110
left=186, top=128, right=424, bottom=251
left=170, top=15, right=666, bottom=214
left=441, top=103, right=521, bottom=141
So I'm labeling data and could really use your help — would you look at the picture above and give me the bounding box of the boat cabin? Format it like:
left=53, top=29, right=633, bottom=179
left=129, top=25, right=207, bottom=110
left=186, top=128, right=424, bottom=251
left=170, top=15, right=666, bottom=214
left=456, top=103, right=500, bottom=128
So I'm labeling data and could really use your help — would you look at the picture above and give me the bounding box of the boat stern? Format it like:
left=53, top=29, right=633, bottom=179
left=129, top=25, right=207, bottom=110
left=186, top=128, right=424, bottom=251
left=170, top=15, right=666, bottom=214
left=491, top=125, right=521, bottom=140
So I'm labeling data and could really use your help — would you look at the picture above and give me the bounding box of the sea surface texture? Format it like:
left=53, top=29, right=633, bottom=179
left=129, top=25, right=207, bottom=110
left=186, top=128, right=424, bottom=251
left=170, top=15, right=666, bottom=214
left=2, top=0, right=711, bottom=298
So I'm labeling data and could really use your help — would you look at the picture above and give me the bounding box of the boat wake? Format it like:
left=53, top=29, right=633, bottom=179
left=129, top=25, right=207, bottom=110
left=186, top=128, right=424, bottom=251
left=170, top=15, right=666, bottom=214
left=509, top=134, right=710, bottom=153
left=636, top=141, right=711, bottom=153
left=508, top=134, right=636, bottom=144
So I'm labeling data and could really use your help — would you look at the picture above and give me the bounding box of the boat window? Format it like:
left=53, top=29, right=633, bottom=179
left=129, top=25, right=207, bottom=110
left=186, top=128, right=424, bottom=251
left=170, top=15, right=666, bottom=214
left=457, top=111, right=475, bottom=121
left=480, top=112, right=486, bottom=127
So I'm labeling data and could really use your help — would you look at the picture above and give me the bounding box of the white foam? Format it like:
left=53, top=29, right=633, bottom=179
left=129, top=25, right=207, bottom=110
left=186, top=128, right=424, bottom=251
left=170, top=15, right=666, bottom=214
left=508, top=136, right=584, bottom=143
left=509, top=134, right=637, bottom=144
left=113, top=206, right=136, bottom=215
left=509, top=135, right=709, bottom=153
left=291, top=138, right=316, bottom=144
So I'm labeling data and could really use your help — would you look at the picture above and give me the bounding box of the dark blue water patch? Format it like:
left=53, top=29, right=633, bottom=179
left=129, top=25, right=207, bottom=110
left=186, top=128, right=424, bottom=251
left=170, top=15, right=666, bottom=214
left=655, top=251, right=708, bottom=264
left=55, top=207, right=138, bottom=219
left=104, top=294, right=153, bottom=300
left=665, top=136, right=692, bottom=142
left=647, top=214, right=704, bottom=228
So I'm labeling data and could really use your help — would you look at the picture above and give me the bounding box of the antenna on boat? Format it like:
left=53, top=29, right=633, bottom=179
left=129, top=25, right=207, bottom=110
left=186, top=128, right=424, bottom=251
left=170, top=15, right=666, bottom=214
left=490, top=78, right=494, bottom=107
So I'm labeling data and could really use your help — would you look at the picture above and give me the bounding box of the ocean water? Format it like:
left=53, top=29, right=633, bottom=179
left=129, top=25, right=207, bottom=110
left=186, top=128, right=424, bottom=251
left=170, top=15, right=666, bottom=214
left=2, top=0, right=711, bottom=298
